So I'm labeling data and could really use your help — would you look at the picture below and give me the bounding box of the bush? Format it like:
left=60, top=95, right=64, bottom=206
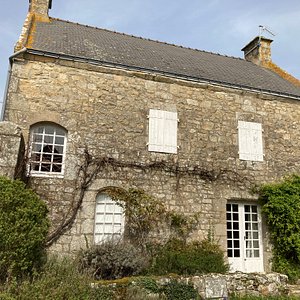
left=0, top=176, right=49, bottom=281
left=79, top=240, right=149, bottom=280
left=0, top=257, right=113, bottom=300
left=257, top=174, right=300, bottom=281
left=148, top=238, right=229, bottom=275
left=162, top=280, right=200, bottom=300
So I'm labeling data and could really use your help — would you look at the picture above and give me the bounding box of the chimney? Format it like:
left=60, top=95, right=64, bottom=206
left=15, top=0, right=52, bottom=51
left=241, top=36, right=273, bottom=67
left=29, top=0, right=52, bottom=17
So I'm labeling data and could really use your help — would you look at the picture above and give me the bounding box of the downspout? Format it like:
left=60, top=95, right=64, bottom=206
left=1, top=48, right=27, bottom=121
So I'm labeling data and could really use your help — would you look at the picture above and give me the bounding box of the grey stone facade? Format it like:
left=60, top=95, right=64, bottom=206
left=2, top=53, right=300, bottom=272
left=2, top=0, right=300, bottom=274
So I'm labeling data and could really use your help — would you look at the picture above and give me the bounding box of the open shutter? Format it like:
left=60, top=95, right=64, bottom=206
left=148, top=109, right=178, bottom=154
left=238, top=121, right=263, bottom=161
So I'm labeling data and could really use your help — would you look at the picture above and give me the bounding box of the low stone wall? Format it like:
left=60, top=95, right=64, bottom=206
left=157, top=273, right=288, bottom=298
left=95, top=273, right=289, bottom=298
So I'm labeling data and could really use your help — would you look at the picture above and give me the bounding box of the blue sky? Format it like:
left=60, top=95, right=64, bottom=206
left=1, top=0, right=300, bottom=112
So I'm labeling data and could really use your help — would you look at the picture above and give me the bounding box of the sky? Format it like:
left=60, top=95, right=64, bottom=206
left=1, top=0, right=300, bottom=113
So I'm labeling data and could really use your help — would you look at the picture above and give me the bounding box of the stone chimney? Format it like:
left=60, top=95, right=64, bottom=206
left=29, top=0, right=52, bottom=17
left=15, top=0, right=52, bottom=51
left=241, top=36, right=273, bottom=67
left=241, top=36, right=300, bottom=86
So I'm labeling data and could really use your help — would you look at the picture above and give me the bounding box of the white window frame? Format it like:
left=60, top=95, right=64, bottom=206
left=238, top=121, right=263, bottom=161
left=94, top=193, right=125, bottom=244
left=148, top=109, right=178, bottom=154
left=226, top=202, right=264, bottom=273
left=28, top=123, right=67, bottom=177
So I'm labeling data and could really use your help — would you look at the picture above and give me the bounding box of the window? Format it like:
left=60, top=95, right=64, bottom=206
left=29, top=123, right=67, bottom=175
left=148, top=109, right=178, bottom=154
left=226, top=203, right=264, bottom=273
left=94, top=193, right=124, bottom=244
left=238, top=121, right=263, bottom=161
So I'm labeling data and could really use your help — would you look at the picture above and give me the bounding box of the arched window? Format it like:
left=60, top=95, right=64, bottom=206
left=29, top=123, right=67, bottom=175
left=94, top=193, right=124, bottom=244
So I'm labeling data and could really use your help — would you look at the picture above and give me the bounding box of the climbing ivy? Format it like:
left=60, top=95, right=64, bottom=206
left=108, top=188, right=200, bottom=249
left=257, top=174, right=300, bottom=281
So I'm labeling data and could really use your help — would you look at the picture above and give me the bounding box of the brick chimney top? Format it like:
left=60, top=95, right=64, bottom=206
left=241, top=36, right=273, bottom=66
left=29, top=0, right=52, bottom=16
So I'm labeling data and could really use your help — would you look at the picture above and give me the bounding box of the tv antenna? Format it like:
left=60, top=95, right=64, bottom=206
left=259, top=25, right=276, bottom=38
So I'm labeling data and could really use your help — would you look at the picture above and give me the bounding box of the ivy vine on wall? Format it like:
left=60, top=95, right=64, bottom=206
left=257, top=174, right=300, bottom=281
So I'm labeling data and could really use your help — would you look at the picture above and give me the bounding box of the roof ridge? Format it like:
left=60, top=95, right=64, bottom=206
left=49, top=17, right=244, bottom=61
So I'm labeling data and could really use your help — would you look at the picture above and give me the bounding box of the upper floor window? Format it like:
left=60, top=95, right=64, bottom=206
left=29, top=123, right=67, bottom=176
left=148, top=109, right=178, bottom=154
left=238, top=121, right=263, bottom=162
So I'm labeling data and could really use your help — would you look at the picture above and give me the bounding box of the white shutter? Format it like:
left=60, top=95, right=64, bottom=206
left=148, top=109, right=178, bottom=154
left=238, top=121, right=263, bottom=161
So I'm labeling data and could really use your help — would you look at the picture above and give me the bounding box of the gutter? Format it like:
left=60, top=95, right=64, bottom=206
left=1, top=48, right=28, bottom=121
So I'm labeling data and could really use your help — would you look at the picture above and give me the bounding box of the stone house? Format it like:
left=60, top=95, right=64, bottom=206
left=1, top=0, right=300, bottom=273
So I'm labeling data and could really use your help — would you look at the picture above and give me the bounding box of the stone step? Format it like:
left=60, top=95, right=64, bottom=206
left=287, top=284, right=300, bottom=296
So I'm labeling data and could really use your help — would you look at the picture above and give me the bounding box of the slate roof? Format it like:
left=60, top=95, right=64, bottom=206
left=30, top=18, right=300, bottom=98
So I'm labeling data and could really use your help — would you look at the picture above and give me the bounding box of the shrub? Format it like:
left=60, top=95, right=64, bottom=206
left=0, top=257, right=113, bottom=300
left=162, top=280, right=200, bottom=300
left=79, top=239, right=149, bottom=280
left=257, top=174, right=300, bottom=281
left=0, top=176, right=49, bottom=281
left=148, top=238, right=229, bottom=275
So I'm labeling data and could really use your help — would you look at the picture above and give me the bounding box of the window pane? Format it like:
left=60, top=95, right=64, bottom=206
left=33, top=127, right=44, bottom=134
left=232, top=204, right=238, bottom=212
left=233, top=231, right=239, bottom=239
left=233, top=222, right=239, bottom=230
left=56, top=128, right=66, bottom=136
left=33, top=134, right=43, bottom=143
left=55, top=136, right=65, bottom=145
left=54, top=146, right=64, bottom=154
left=45, top=125, right=55, bottom=134
left=234, top=240, right=239, bottom=248
left=44, top=135, right=54, bottom=144
left=253, top=241, right=259, bottom=248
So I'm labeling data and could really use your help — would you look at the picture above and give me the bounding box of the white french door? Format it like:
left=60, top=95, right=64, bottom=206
left=226, top=203, right=264, bottom=273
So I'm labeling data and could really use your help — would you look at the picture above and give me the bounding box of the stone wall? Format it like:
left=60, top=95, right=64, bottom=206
left=95, top=273, right=289, bottom=298
left=160, top=273, right=289, bottom=297
left=4, top=55, right=300, bottom=270
left=0, top=121, right=24, bottom=179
